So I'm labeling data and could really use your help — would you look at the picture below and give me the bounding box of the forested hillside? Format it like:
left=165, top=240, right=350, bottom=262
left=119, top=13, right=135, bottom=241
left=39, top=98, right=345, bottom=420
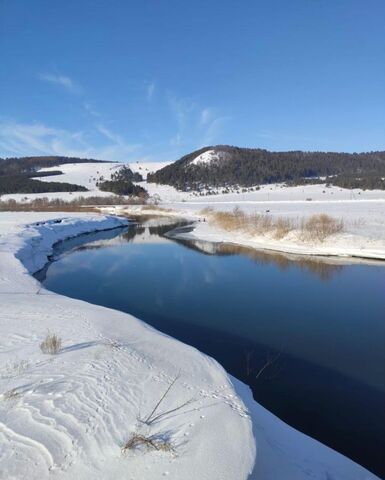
left=97, top=165, right=147, bottom=197
left=147, top=146, right=385, bottom=191
left=0, top=156, right=109, bottom=195
left=0, top=156, right=109, bottom=176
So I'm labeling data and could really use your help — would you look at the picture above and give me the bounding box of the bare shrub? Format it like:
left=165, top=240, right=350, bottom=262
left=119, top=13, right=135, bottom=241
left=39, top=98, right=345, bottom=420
left=203, top=208, right=345, bottom=244
left=200, top=206, right=214, bottom=216
left=3, top=388, right=21, bottom=401
left=259, top=215, right=273, bottom=233
left=40, top=333, right=62, bottom=355
left=301, top=214, right=344, bottom=241
left=1, top=359, right=29, bottom=379
left=122, top=433, right=174, bottom=453
left=210, top=211, right=240, bottom=231
left=208, top=209, right=297, bottom=239
left=274, top=217, right=294, bottom=239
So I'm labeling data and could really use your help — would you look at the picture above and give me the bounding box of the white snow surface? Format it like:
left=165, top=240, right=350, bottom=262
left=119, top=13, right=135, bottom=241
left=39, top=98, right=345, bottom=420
left=107, top=193, right=385, bottom=262
left=0, top=212, right=380, bottom=479
left=0, top=212, right=254, bottom=480
left=1, top=161, right=171, bottom=203
left=190, top=149, right=229, bottom=166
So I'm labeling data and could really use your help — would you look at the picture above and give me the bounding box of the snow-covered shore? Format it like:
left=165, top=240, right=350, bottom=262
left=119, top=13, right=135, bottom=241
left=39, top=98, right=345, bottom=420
left=0, top=212, right=380, bottom=479
left=105, top=199, right=385, bottom=262
left=0, top=212, right=256, bottom=479
left=3, top=160, right=385, bottom=261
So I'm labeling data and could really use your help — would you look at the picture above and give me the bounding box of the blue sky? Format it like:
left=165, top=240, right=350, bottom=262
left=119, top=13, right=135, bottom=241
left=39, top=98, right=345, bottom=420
left=1, top=0, right=384, bottom=161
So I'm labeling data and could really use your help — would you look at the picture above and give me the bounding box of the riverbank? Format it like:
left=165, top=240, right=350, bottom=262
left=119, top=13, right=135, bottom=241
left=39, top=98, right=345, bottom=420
left=104, top=199, right=385, bottom=262
left=0, top=211, right=380, bottom=479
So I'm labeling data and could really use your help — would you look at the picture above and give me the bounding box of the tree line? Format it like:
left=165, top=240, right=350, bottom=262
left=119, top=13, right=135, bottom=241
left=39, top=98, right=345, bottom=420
left=97, top=165, right=148, bottom=197
left=0, top=155, right=109, bottom=195
left=147, top=146, right=385, bottom=191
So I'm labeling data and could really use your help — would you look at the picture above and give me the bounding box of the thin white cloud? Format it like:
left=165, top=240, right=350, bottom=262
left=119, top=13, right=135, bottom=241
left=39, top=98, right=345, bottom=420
left=200, top=108, right=212, bottom=126
left=0, top=120, right=141, bottom=161
left=39, top=73, right=81, bottom=94
left=168, top=94, right=229, bottom=149
left=83, top=102, right=101, bottom=117
left=168, top=95, right=196, bottom=146
left=146, top=81, right=156, bottom=102
left=202, top=115, right=231, bottom=146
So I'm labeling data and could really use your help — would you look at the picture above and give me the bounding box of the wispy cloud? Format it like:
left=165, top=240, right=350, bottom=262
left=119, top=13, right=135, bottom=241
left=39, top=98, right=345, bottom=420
left=0, top=120, right=141, bottom=161
left=83, top=102, right=101, bottom=117
left=168, top=95, right=229, bottom=150
left=146, top=81, right=156, bottom=102
left=202, top=115, right=230, bottom=146
left=38, top=73, right=81, bottom=94
left=256, top=130, right=318, bottom=144
left=200, top=107, right=212, bottom=126
left=168, top=95, right=196, bottom=146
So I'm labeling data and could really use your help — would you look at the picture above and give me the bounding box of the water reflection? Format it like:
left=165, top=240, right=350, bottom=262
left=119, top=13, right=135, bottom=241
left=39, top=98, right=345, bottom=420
left=36, top=220, right=385, bottom=477
left=174, top=237, right=345, bottom=281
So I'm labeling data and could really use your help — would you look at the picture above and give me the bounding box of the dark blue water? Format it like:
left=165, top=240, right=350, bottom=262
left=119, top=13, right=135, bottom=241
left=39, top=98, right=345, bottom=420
left=37, top=222, right=385, bottom=477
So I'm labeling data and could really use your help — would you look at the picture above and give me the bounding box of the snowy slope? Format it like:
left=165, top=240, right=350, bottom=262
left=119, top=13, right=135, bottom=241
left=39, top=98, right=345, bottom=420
left=1, top=161, right=172, bottom=202
left=190, top=149, right=230, bottom=166
left=36, top=161, right=171, bottom=187
left=0, top=212, right=380, bottom=479
left=36, top=162, right=122, bottom=189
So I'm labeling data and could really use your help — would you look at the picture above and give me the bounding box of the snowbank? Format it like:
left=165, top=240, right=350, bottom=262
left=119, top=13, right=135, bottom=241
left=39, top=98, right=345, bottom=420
left=106, top=197, right=385, bottom=262
left=0, top=212, right=380, bottom=479
left=0, top=212, right=254, bottom=480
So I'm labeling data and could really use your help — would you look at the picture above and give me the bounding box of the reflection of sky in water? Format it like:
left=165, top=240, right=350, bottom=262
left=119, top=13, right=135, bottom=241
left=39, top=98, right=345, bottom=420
left=42, top=226, right=385, bottom=392
left=39, top=224, right=385, bottom=475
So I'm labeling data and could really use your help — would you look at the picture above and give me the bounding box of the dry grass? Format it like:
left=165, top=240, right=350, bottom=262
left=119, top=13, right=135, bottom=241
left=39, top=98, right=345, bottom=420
left=301, top=214, right=344, bottom=241
left=202, top=208, right=344, bottom=243
left=0, top=195, right=146, bottom=212
left=140, top=205, right=173, bottom=213
left=40, top=333, right=62, bottom=355
left=2, top=388, right=21, bottom=401
left=273, top=217, right=295, bottom=239
left=206, top=208, right=295, bottom=239
left=200, top=206, right=214, bottom=216
left=122, top=433, right=174, bottom=453
left=1, top=359, right=29, bottom=379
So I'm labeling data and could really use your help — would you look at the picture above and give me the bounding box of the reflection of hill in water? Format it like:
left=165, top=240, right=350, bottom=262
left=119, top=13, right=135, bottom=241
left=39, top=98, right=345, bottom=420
left=148, top=221, right=191, bottom=237
left=49, top=219, right=344, bottom=281
left=176, top=238, right=344, bottom=281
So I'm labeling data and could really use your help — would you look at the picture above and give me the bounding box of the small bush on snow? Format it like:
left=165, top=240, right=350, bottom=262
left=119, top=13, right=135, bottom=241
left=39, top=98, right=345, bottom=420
left=40, top=332, right=62, bottom=355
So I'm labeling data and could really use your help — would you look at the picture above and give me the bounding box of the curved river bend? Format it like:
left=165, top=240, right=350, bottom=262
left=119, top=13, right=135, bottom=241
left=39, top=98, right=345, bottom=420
left=36, top=220, right=385, bottom=478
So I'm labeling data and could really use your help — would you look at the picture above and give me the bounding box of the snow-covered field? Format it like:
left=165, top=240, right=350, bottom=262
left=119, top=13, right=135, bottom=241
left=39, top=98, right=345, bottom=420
left=0, top=212, right=379, bottom=479
left=2, top=160, right=385, bottom=261
left=106, top=195, right=385, bottom=261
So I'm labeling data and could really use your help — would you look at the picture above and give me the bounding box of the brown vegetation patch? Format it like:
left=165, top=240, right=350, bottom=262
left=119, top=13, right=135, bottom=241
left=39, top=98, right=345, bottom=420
left=202, top=208, right=344, bottom=243
left=301, top=214, right=344, bottom=241
left=0, top=195, right=146, bottom=212
left=40, top=333, right=62, bottom=355
left=122, top=433, right=174, bottom=453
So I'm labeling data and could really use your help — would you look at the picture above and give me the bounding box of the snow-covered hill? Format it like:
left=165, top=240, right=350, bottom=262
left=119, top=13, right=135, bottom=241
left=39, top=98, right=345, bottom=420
left=190, top=149, right=230, bottom=166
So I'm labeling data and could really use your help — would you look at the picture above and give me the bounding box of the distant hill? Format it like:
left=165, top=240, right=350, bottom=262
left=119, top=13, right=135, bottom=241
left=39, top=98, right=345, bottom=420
left=0, top=155, right=110, bottom=176
left=147, top=146, right=385, bottom=191
left=0, top=155, right=110, bottom=195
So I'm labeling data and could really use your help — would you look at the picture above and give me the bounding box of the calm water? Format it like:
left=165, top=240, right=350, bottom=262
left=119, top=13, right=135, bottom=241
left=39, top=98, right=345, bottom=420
left=37, top=222, right=385, bottom=477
